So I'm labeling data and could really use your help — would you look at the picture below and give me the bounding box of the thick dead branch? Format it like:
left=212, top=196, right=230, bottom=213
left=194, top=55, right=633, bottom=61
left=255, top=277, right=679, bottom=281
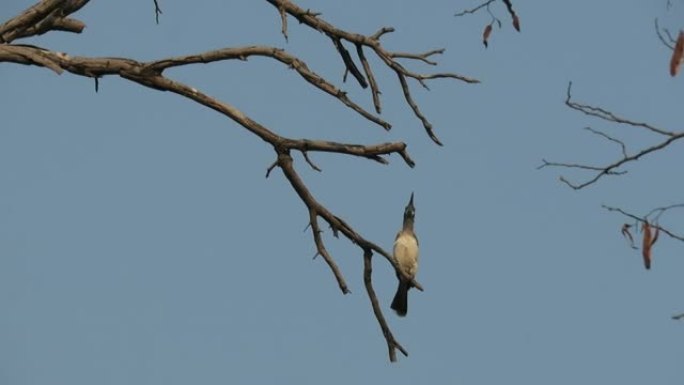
left=539, top=83, right=684, bottom=189
left=267, top=0, right=478, bottom=145
left=0, top=0, right=88, bottom=43
left=0, top=0, right=436, bottom=361
left=363, top=249, right=407, bottom=362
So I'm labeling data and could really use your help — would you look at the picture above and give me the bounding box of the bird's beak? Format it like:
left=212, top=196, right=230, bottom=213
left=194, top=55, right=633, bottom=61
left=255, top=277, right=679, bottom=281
left=408, top=192, right=414, bottom=207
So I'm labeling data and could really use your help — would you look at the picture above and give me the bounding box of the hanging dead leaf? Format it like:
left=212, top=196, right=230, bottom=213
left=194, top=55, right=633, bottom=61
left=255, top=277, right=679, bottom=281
left=621, top=223, right=636, bottom=249
left=670, top=30, right=684, bottom=77
left=483, top=24, right=493, bottom=48
left=642, top=221, right=653, bottom=270
left=512, top=14, right=521, bottom=32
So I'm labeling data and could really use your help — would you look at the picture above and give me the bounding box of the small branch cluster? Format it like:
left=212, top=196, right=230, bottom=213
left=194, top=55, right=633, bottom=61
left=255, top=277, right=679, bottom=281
left=605, top=204, right=684, bottom=243
left=454, top=0, right=520, bottom=48
left=538, top=82, right=684, bottom=190
left=0, top=0, right=450, bottom=362
left=605, top=204, right=684, bottom=270
left=268, top=0, right=479, bottom=146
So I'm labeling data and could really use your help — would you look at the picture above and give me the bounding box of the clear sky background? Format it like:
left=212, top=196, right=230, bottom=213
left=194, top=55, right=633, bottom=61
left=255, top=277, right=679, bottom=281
left=2, top=0, right=684, bottom=384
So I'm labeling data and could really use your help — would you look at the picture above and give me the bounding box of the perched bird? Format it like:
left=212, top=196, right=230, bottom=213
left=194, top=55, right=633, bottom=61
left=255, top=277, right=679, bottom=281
left=390, top=192, right=419, bottom=317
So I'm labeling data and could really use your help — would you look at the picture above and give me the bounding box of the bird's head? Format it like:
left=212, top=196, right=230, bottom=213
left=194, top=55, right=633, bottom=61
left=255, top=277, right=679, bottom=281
left=403, top=192, right=415, bottom=221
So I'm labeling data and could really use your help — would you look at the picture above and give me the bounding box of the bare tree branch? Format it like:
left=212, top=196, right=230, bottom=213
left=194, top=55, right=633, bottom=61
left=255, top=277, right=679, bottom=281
left=356, top=44, right=382, bottom=113
left=539, top=82, right=684, bottom=189
left=278, top=4, right=288, bottom=41
left=309, top=209, right=348, bottom=294
left=455, top=0, right=520, bottom=38
left=583, top=126, right=628, bottom=158
left=0, top=0, right=88, bottom=43
left=152, top=0, right=163, bottom=24
left=0, top=0, right=440, bottom=361
left=364, top=249, right=407, bottom=362
left=148, top=46, right=392, bottom=130
left=655, top=18, right=676, bottom=49
left=267, top=0, right=478, bottom=145
left=390, top=48, right=444, bottom=66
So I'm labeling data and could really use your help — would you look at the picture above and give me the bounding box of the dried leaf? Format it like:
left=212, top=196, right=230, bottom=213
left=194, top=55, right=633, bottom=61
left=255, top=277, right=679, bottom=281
left=670, top=30, right=684, bottom=77
left=642, top=222, right=652, bottom=270
left=621, top=223, right=636, bottom=249
left=512, top=14, right=521, bottom=32
left=483, top=24, right=493, bottom=48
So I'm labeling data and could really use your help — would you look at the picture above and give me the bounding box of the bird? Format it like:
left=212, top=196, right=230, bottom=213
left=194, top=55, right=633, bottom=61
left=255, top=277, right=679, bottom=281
left=390, top=192, right=419, bottom=317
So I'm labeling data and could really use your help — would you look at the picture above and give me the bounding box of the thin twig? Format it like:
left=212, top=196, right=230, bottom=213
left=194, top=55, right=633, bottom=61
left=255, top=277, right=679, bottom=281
left=655, top=18, right=675, bottom=49
left=454, top=0, right=496, bottom=17
left=278, top=5, right=288, bottom=41
left=301, top=151, right=322, bottom=172
left=309, top=209, right=349, bottom=293
left=583, top=126, right=628, bottom=158
left=356, top=44, right=382, bottom=114
left=398, top=72, right=442, bottom=146
left=153, top=0, right=163, bottom=24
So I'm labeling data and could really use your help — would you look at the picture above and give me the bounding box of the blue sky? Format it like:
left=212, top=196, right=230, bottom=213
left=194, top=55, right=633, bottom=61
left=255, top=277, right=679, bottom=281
left=1, top=0, right=684, bottom=384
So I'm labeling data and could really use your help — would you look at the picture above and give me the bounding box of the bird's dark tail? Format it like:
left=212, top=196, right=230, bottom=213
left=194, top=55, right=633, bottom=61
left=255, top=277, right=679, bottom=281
left=391, top=280, right=410, bottom=317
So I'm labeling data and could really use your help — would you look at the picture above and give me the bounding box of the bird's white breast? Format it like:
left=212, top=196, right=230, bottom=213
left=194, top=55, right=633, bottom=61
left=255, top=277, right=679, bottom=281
left=394, top=233, right=419, bottom=278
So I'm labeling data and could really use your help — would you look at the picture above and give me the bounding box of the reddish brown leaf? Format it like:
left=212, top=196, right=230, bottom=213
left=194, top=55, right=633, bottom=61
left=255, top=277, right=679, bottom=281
left=483, top=24, right=493, bottom=48
left=642, top=222, right=652, bottom=270
left=512, top=14, right=521, bottom=32
left=670, top=30, right=684, bottom=77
